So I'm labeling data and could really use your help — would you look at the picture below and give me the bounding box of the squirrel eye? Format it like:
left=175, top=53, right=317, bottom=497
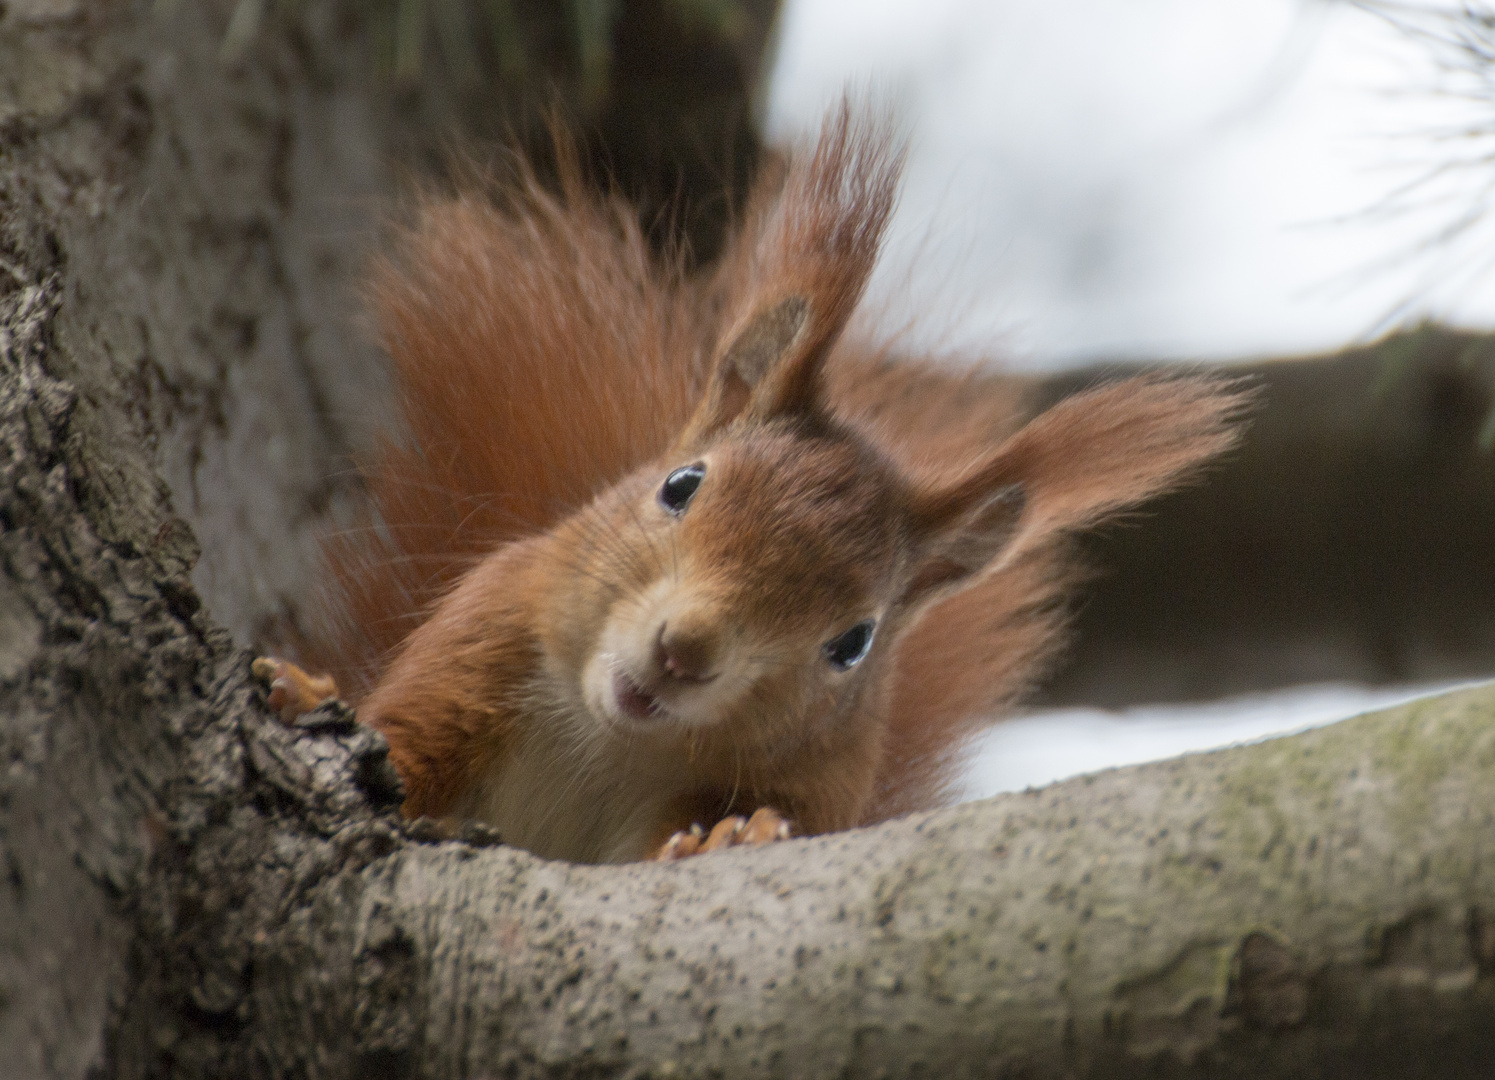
left=659, top=463, right=706, bottom=514
left=823, top=620, right=876, bottom=671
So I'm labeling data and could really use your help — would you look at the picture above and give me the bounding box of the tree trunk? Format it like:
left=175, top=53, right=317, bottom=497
left=6, top=3, right=1495, bottom=1077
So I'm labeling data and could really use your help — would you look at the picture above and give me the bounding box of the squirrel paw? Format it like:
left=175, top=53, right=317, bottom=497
left=252, top=656, right=340, bottom=721
left=655, top=807, right=792, bottom=861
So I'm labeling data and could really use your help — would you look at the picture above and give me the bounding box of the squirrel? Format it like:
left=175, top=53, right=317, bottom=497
left=255, top=101, right=1251, bottom=865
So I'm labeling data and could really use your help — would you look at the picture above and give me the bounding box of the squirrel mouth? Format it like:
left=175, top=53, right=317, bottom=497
left=613, top=671, right=662, bottom=722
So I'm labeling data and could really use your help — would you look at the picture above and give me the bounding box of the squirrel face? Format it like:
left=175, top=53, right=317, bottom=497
left=554, top=420, right=912, bottom=748
left=530, top=267, right=1038, bottom=772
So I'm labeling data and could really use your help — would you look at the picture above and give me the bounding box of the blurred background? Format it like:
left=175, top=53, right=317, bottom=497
left=762, top=0, right=1495, bottom=797
left=767, top=0, right=1495, bottom=362
left=166, top=0, right=1495, bottom=797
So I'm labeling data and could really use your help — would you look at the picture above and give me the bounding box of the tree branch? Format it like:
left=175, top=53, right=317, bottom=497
left=145, top=679, right=1495, bottom=1078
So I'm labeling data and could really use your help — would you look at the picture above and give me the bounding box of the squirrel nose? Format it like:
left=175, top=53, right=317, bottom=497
left=656, top=619, right=718, bottom=683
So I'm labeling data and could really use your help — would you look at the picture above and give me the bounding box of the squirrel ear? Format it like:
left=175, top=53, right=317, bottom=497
left=901, top=478, right=1027, bottom=610
left=674, top=98, right=904, bottom=450
left=676, top=295, right=815, bottom=447
left=898, top=374, right=1254, bottom=611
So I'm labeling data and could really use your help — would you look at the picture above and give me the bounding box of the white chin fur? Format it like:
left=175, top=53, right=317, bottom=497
left=582, top=587, right=759, bottom=731
left=582, top=649, right=730, bottom=732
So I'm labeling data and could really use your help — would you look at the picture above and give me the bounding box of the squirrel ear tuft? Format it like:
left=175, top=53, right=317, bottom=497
left=673, top=98, right=905, bottom=452
left=677, top=295, right=814, bottom=446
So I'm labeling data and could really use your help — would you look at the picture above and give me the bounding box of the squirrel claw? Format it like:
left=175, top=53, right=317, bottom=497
left=252, top=656, right=340, bottom=722
left=739, top=806, right=793, bottom=845
left=655, top=807, right=791, bottom=861
left=700, top=815, right=746, bottom=853
left=656, top=823, right=705, bottom=861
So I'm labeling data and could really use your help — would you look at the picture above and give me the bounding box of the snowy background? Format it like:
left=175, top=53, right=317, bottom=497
left=761, top=0, right=1495, bottom=796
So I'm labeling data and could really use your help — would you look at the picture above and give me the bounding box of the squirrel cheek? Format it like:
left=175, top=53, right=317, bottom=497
left=580, top=649, right=620, bottom=727
left=578, top=594, right=665, bottom=726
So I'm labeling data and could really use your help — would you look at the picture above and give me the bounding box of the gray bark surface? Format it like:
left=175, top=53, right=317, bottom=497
left=5, top=3, right=1495, bottom=1077
left=0, top=2, right=417, bottom=1073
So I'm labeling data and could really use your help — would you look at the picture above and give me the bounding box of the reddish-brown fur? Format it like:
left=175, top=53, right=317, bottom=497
left=319, top=138, right=708, bottom=697
left=312, top=102, right=1252, bottom=863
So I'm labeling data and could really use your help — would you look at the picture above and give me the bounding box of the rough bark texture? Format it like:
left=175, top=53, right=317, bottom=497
left=7, top=2, right=1495, bottom=1077
left=128, top=683, right=1495, bottom=1079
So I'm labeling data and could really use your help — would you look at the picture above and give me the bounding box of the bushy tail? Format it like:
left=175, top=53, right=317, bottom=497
left=317, top=144, right=706, bottom=696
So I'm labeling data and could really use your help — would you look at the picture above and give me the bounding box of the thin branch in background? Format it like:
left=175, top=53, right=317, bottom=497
left=668, top=0, right=749, bottom=36
left=1339, top=3, right=1495, bottom=294
left=430, top=0, right=481, bottom=82
left=1336, top=2, right=1495, bottom=330
left=1349, top=4, right=1495, bottom=441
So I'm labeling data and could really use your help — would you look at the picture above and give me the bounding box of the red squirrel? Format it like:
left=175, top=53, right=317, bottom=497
left=256, top=102, right=1251, bottom=864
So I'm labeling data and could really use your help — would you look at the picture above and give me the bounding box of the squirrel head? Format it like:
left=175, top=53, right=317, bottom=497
left=534, top=291, right=1031, bottom=757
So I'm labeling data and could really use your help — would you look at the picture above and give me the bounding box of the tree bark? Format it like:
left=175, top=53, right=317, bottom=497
left=130, top=685, right=1495, bottom=1079
left=6, top=3, right=1495, bottom=1077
